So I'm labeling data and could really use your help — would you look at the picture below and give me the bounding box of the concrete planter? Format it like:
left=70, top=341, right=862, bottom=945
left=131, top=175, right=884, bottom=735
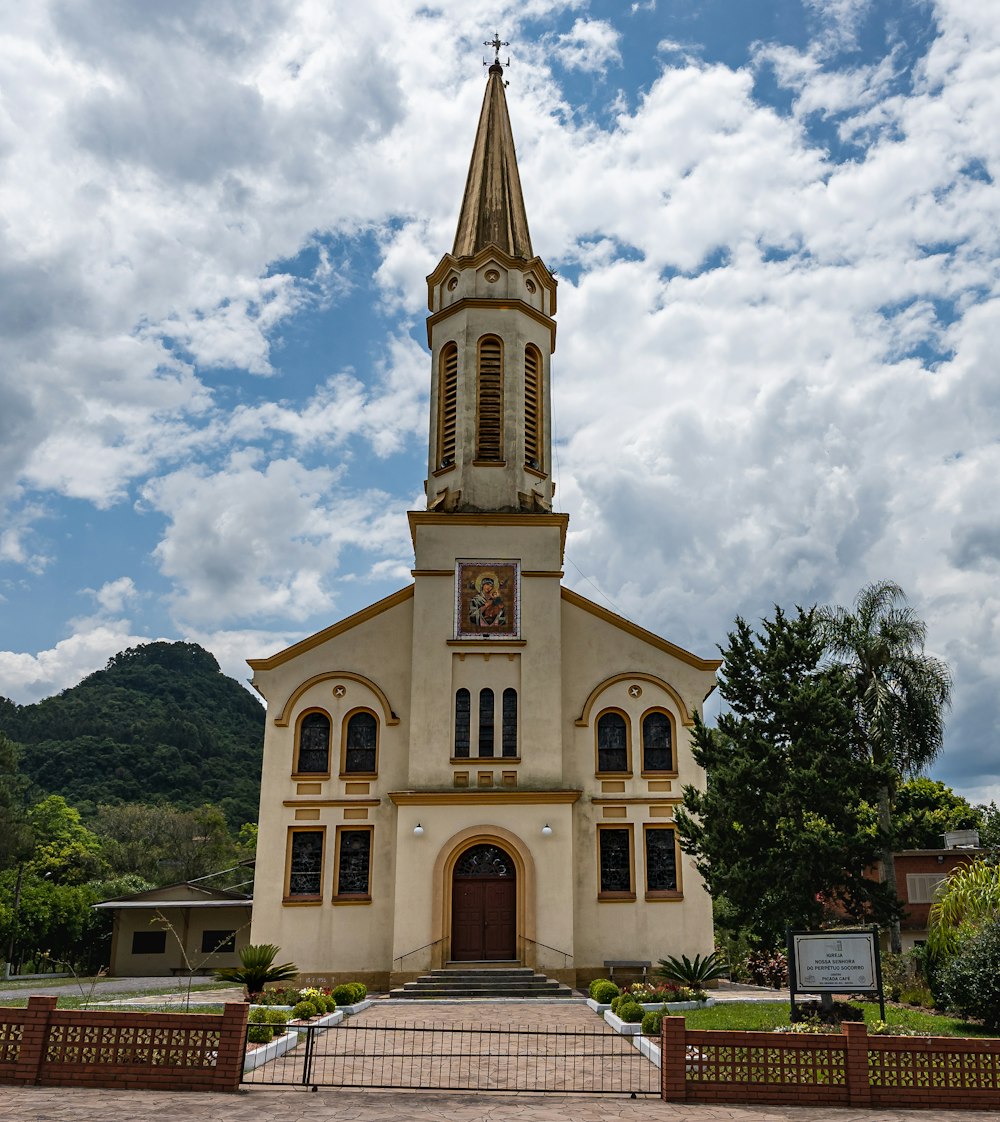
left=588, top=996, right=714, bottom=1015
left=244, top=1005, right=357, bottom=1073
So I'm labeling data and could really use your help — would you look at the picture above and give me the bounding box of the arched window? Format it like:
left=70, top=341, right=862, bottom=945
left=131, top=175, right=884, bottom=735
left=478, top=688, right=495, bottom=757
left=524, top=344, right=542, bottom=470
left=502, top=688, right=518, bottom=757
left=641, top=710, right=674, bottom=773
left=437, top=342, right=458, bottom=469
left=476, top=336, right=503, bottom=461
left=454, top=688, right=471, bottom=758
left=295, top=710, right=331, bottom=775
left=596, top=710, right=630, bottom=774
left=342, top=710, right=378, bottom=775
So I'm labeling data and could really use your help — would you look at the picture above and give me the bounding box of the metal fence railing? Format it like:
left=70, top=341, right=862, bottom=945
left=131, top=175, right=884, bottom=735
left=243, top=1020, right=659, bottom=1095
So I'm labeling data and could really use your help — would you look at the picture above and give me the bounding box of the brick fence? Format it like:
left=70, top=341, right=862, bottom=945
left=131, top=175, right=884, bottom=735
left=661, top=1017, right=1000, bottom=1111
left=0, top=995, right=249, bottom=1092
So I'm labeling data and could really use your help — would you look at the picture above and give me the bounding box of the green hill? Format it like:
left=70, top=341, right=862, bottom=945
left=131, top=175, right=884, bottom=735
left=0, top=642, right=265, bottom=827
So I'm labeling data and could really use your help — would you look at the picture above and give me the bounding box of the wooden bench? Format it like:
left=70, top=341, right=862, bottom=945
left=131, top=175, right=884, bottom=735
left=604, top=959, right=651, bottom=982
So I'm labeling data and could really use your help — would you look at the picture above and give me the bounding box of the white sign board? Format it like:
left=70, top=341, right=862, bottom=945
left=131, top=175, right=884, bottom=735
left=792, top=932, right=878, bottom=991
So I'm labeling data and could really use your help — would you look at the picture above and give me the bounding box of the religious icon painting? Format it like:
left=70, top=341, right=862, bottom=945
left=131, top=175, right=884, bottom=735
left=455, top=560, right=520, bottom=640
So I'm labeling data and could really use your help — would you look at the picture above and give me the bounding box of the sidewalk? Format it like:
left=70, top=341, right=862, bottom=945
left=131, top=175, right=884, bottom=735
left=3, top=1086, right=1000, bottom=1122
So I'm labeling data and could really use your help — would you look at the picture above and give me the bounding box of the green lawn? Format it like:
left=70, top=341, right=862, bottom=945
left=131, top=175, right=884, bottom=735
left=681, top=1000, right=993, bottom=1038
left=0, top=982, right=237, bottom=1010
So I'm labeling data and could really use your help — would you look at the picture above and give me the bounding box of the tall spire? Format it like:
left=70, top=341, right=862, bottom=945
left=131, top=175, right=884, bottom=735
left=452, top=57, right=533, bottom=260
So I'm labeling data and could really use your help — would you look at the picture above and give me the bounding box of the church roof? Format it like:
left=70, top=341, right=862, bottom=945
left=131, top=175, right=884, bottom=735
left=452, top=62, right=533, bottom=260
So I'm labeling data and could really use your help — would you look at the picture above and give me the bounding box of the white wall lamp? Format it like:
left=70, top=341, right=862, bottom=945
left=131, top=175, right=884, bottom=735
left=541, top=823, right=552, bottom=837
left=413, top=823, right=424, bottom=836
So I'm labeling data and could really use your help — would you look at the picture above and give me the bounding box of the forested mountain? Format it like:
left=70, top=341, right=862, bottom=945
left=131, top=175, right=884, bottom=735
left=0, top=642, right=265, bottom=827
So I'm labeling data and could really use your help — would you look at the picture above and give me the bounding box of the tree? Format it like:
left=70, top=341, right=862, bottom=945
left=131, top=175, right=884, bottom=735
left=0, top=732, right=33, bottom=871
left=818, top=580, right=953, bottom=953
left=928, top=860, right=1000, bottom=957
left=26, top=795, right=104, bottom=884
left=213, top=943, right=298, bottom=1001
left=675, top=606, right=894, bottom=950
left=888, top=777, right=981, bottom=850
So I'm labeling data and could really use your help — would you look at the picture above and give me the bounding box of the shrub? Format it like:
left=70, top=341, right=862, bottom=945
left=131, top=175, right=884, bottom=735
left=589, top=977, right=613, bottom=999
left=322, top=995, right=338, bottom=1013
left=265, top=1008, right=289, bottom=1027
left=350, top=982, right=367, bottom=1001
left=213, top=943, right=298, bottom=1001
left=617, top=1000, right=645, bottom=1023
left=332, top=983, right=355, bottom=1006
left=591, top=981, right=619, bottom=1005
left=640, top=1009, right=664, bottom=1035
left=307, top=999, right=326, bottom=1017
left=248, top=1007, right=268, bottom=1024
left=657, top=952, right=727, bottom=987
left=609, top=995, right=622, bottom=1014
left=292, top=1000, right=318, bottom=1020
left=880, top=951, right=918, bottom=1002
left=746, top=949, right=788, bottom=988
left=247, top=1023, right=274, bottom=1044
left=939, top=921, right=1000, bottom=1030
left=259, top=986, right=302, bottom=1006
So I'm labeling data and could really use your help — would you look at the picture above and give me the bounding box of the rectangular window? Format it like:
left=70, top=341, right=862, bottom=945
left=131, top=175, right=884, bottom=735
left=644, top=825, right=681, bottom=898
left=597, top=825, right=635, bottom=900
left=131, top=930, right=166, bottom=955
left=478, top=688, right=495, bottom=757
left=501, top=688, right=518, bottom=757
left=334, top=825, right=373, bottom=902
left=200, top=929, right=237, bottom=954
left=285, top=827, right=325, bottom=902
left=906, top=873, right=947, bottom=904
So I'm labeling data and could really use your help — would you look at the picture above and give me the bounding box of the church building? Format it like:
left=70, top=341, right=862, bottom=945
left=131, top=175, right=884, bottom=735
left=247, top=53, right=721, bottom=991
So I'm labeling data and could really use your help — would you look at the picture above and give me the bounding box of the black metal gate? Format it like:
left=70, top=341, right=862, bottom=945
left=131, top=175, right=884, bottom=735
left=243, top=1021, right=660, bottom=1095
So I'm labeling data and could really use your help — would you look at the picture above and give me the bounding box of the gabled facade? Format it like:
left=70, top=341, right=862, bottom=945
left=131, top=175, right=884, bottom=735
left=247, top=58, right=720, bottom=990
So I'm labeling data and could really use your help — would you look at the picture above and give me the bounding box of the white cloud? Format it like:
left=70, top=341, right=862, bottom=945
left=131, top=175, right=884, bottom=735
left=551, top=19, right=622, bottom=73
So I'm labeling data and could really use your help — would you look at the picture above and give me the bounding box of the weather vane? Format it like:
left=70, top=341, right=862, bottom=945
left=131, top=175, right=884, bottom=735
left=483, top=31, right=510, bottom=82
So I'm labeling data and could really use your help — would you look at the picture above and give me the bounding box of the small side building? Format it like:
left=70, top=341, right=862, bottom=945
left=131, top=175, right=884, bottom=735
left=94, top=882, right=253, bottom=977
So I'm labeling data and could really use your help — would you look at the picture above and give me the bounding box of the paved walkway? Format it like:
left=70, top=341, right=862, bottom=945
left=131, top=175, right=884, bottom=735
left=3, top=1086, right=1000, bottom=1121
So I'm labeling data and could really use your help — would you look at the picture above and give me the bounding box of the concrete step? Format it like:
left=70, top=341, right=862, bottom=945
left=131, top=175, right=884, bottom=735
left=389, top=967, right=576, bottom=1000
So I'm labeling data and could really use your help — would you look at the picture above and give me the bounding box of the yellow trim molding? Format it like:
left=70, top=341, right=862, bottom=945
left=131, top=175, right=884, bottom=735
left=408, top=511, right=569, bottom=556
left=271, top=672, right=400, bottom=729
left=389, top=790, right=581, bottom=806
left=282, top=799, right=381, bottom=808
left=575, top=672, right=696, bottom=728
left=248, top=585, right=414, bottom=672
left=562, top=588, right=722, bottom=676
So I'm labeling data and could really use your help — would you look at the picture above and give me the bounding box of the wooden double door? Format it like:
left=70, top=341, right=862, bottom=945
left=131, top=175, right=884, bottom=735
left=451, top=844, right=517, bottom=961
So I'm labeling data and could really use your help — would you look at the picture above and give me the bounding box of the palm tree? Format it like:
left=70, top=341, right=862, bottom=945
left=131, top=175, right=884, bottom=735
left=214, top=943, right=298, bottom=1001
left=818, top=580, right=952, bottom=953
left=928, top=861, right=1000, bottom=957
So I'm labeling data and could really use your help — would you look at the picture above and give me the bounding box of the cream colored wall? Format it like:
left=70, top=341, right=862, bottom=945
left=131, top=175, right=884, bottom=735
left=110, top=907, right=251, bottom=977
left=560, top=595, right=717, bottom=969
left=409, top=519, right=565, bottom=789
left=249, top=596, right=414, bottom=973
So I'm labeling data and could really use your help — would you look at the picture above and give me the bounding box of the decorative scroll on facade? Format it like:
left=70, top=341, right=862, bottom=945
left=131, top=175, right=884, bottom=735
left=455, top=843, right=514, bottom=878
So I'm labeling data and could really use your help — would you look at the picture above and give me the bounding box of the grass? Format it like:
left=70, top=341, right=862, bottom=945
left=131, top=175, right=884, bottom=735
left=0, top=982, right=239, bottom=1010
left=681, top=1000, right=994, bottom=1038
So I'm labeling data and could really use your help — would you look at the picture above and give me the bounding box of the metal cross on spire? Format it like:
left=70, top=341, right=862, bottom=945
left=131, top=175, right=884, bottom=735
left=484, top=31, right=510, bottom=69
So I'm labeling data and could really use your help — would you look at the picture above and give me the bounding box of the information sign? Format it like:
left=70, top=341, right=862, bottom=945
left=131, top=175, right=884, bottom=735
left=793, top=932, right=877, bottom=991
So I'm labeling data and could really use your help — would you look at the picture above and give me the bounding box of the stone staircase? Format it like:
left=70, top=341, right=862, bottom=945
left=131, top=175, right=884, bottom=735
left=389, top=966, right=577, bottom=999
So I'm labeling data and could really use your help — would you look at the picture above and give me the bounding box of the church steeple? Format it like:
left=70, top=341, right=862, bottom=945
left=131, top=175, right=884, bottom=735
left=424, top=45, right=557, bottom=515
left=452, top=61, right=533, bottom=260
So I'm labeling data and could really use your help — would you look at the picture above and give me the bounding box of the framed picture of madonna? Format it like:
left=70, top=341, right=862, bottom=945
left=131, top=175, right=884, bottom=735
left=455, top=560, right=520, bottom=640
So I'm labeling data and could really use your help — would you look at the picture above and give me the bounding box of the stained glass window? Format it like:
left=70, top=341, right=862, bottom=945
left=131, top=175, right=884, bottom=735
left=478, top=688, right=495, bottom=757
left=344, top=711, right=377, bottom=774
left=502, top=688, right=517, bottom=757
left=288, top=830, right=323, bottom=897
left=297, top=711, right=330, bottom=774
left=597, top=711, right=629, bottom=773
left=642, top=711, right=673, bottom=772
left=454, top=843, right=514, bottom=877
left=337, top=829, right=371, bottom=896
left=645, top=827, right=678, bottom=893
left=454, top=688, right=470, bottom=757
left=598, top=828, right=632, bottom=894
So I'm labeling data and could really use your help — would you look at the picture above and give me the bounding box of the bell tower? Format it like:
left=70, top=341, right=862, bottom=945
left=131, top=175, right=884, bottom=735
left=424, top=54, right=557, bottom=514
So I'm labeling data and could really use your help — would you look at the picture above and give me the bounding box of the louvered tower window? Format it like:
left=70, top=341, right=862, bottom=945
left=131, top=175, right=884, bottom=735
left=437, top=342, right=458, bottom=468
left=476, top=336, right=503, bottom=461
left=524, top=344, right=542, bottom=469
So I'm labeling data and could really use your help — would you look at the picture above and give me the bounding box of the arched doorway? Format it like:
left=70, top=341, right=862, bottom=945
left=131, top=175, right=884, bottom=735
left=451, top=842, right=517, bottom=961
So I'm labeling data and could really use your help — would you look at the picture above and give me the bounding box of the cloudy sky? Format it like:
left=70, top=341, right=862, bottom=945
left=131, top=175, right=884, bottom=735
left=1, top=0, right=997, bottom=803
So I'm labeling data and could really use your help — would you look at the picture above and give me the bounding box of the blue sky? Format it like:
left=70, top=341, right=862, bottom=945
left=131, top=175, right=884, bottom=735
left=1, top=0, right=998, bottom=804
